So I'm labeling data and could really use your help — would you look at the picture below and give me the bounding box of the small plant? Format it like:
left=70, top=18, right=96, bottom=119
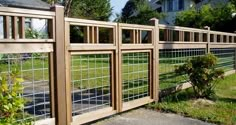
left=25, top=28, right=40, bottom=39
left=0, top=69, right=31, bottom=125
left=175, top=54, right=224, bottom=99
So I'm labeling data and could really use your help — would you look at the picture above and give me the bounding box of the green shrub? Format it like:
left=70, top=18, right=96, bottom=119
left=175, top=54, right=224, bottom=98
left=0, top=69, right=31, bottom=125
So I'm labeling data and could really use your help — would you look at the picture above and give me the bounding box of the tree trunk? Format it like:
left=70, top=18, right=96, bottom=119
left=64, top=0, right=73, bottom=17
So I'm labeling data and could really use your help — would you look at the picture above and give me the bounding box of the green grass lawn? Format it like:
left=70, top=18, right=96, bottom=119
left=0, top=54, right=49, bottom=82
left=148, top=74, right=236, bottom=125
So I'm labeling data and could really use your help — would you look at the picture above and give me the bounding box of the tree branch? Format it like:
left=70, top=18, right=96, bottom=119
left=64, top=0, right=73, bottom=17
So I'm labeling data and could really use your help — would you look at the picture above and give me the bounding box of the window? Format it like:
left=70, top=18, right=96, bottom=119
left=173, top=0, right=178, bottom=11
left=178, top=0, right=184, bottom=10
left=167, top=0, right=184, bottom=12
left=167, top=0, right=173, bottom=11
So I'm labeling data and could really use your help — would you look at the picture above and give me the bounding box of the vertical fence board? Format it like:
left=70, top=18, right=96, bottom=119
left=150, top=18, right=159, bottom=101
left=51, top=5, right=70, bottom=125
left=48, top=19, right=54, bottom=39
left=49, top=52, right=55, bottom=118
left=65, top=21, right=72, bottom=122
left=235, top=48, right=236, bottom=71
left=114, top=23, right=121, bottom=112
left=207, top=27, right=211, bottom=53
left=12, top=16, right=18, bottom=39
left=3, top=16, right=10, bottom=39
left=19, top=17, right=25, bottom=39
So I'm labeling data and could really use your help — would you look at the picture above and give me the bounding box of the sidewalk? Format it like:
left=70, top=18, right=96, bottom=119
left=94, top=108, right=213, bottom=125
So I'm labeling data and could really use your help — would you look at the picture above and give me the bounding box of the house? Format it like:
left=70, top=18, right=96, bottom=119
left=0, top=0, right=51, bottom=39
left=149, top=0, right=229, bottom=25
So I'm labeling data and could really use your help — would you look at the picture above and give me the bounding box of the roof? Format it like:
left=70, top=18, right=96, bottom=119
left=0, top=0, right=51, bottom=10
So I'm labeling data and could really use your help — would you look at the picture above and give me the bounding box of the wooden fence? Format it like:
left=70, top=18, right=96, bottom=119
left=0, top=6, right=235, bottom=125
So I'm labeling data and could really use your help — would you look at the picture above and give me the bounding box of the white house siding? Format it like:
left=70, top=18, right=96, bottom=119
left=31, top=18, right=48, bottom=38
left=161, top=0, right=194, bottom=25
left=150, top=0, right=229, bottom=25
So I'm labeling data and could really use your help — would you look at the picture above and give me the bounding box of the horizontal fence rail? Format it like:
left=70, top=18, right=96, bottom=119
left=0, top=6, right=235, bottom=125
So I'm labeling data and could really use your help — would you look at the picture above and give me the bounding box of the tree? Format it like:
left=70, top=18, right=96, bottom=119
left=230, top=0, right=236, bottom=6
left=69, top=0, right=112, bottom=21
left=119, top=0, right=137, bottom=23
left=175, top=54, right=224, bottom=98
left=175, top=2, right=236, bottom=32
left=42, top=0, right=111, bottom=19
left=118, top=0, right=163, bottom=25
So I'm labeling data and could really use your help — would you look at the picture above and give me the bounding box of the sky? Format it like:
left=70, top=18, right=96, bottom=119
left=110, top=0, right=128, bottom=21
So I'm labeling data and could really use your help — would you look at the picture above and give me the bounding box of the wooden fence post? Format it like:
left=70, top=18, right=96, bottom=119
left=235, top=32, right=236, bottom=72
left=150, top=18, right=159, bottom=102
left=235, top=48, right=236, bottom=72
left=51, top=5, right=71, bottom=125
left=206, top=26, right=211, bottom=53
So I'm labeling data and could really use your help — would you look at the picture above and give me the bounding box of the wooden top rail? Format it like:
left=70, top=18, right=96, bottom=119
left=210, top=31, right=236, bottom=36
left=0, top=7, right=55, bottom=19
left=119, top=23, right=154, bottom=30
left=65, top=18, right=117, bottom=27
left=159, top=24, right=208, bottom=33
left=0, top=39, right=54, bottom=43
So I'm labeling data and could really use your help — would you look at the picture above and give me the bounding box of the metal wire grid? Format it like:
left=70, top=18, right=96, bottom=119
left=71, top=54, right=112, bottom=116
left=210, top=48, right=236, bottom=72
left=0, top=53, right=50, bottom=122
left=159, top=49, right=206, bottom=90
left=122, top=52, right=149, bottom=102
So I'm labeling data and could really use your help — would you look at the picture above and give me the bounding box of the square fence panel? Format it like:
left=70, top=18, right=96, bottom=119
left=122, top=52, right=150, bottom=102
left=159, top=49, right=206, bottom=90
left=210, top=48, right=236, bottom=72
left=71, top=54, right=112, bottom=116
left=0, top=53, right=51, bottom=123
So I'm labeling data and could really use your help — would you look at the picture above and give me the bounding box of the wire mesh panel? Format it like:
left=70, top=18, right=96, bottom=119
left=159, top=48, right=206, bottom=90
left=71, top=54, right=112, bottom=116
left=0, top=53, right=51, bottom=122
left=210, top=48, right=235, bottom=72
left=122, top=52, right=150, bottom=102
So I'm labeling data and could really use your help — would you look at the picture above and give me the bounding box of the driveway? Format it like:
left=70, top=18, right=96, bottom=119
left=93, top=108, right=213, bottom=125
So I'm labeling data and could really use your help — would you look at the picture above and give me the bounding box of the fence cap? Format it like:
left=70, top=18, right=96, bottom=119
left=50, top=4, right=64, bottom=9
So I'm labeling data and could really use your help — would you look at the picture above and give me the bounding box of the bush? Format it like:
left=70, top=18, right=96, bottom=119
left=0, top=69, right=31, bottom=125
left=175, top=54, right=224, bottom=99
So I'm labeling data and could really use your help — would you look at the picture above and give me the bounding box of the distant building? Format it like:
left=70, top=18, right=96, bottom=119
left=0, top=0, right=51, bottom=39
left=149, top=0, right=229, bottom=25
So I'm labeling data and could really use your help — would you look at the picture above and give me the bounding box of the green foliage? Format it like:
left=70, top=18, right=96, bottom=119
left=175, top=54, right=224, bottom=98
left=231, top=0, right=236, bottom=6
left=69, top=0, right=112, bottom=21
left=41, top=0, right=55, bottom=4
left=25, top=28, right=40, bottom=39
left=175, top=3, right=236, bottom=32
left=25, top=28, right=48, bottom=39
left=0, top=69, right=31, bottom=125
left=118, top=0, right=163, bottom=25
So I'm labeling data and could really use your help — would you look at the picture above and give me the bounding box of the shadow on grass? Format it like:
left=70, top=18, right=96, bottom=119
left=217, top=97, right=236, bottom=103
left=159, top=88, right=196, bottom=102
